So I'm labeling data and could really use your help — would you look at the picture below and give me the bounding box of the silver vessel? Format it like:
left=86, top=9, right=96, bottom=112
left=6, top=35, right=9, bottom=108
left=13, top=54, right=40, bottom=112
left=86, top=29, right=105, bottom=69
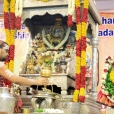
left=31, top=90, right=62, bottom=111
left=55, top=101, right=81, bottom=114
left=0, top=87, right=15, bottom=114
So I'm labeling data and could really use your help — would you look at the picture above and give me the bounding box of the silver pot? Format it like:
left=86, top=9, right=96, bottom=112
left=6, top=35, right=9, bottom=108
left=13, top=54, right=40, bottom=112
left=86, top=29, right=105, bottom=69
left=55, top=101, right=81, bottom=114
left=31, top=91, right=62, bottom=111
left=32, top=90, right=60, bottom=99
left=0, top=87, right=16, bottom=114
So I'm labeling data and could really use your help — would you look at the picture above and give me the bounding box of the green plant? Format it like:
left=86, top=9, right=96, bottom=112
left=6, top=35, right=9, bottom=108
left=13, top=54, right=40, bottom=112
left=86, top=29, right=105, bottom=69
left=43, top=59, right=53, bottom=67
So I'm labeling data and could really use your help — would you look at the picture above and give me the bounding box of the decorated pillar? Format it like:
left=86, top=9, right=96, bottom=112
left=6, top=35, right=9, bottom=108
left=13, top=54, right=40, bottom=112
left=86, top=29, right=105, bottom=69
left=91, top=23, right=99, bottom=97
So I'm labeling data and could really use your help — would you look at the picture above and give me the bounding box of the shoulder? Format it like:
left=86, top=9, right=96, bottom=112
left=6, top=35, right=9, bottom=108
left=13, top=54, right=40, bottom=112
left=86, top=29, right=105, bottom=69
left=0, top=62, right=5, bottom=68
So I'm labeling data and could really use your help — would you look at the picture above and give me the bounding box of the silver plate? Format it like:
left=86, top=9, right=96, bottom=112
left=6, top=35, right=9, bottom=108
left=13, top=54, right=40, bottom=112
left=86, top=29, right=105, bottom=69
left=33, top=91, right=59, bottom=99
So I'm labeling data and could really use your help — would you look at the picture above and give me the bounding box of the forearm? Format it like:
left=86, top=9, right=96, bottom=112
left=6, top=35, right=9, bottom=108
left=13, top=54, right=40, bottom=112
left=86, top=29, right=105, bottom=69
left=0, top=66, right=48, bottom=86
left=9, top=75, right=37, bottom=86
left=0, top=66, right=37, bottom=86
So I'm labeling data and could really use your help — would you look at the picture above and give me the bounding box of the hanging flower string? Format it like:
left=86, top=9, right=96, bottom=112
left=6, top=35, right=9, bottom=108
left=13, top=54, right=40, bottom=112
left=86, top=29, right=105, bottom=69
left=15, top=0, right=23, bottom=29
left=67, top=0, right=75, bottom=27
left=73, top=0, right=89, bottom=102
left=4, top=0, right=10, bottom=46
left=73, top=0, right=81, bottom=102
left=79, top=0, right=89, bottom=102
left=3, top=0, right=16, bottom=88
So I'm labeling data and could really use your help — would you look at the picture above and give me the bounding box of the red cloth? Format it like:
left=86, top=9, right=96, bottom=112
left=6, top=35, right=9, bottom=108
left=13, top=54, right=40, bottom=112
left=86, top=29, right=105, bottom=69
left=14, top=99, right=23, bottom=113
left=4, top=78, right=12, bottom=88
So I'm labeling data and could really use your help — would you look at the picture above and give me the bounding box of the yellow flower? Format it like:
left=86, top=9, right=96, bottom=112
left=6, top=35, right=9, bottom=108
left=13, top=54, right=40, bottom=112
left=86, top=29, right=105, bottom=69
left=9, top=60, right=14, bottom=72
left=77, top=24, right=81, bottom=32
left=73, top=90, right=80, bottom=102
left=82, top=22, right=87, bottom=36
left=4, top=0, right=9, bottom=5
left=3, top=0, right=9, bottom=12
left=10, top=29, right=15, bottom=45
left=110, top=71, right=114, bottom=83
left=75, top=0, right=80, bottom=7
left=81, top=51, right=86, bottom=66
left=84, top=0, right=89, bottom=8
left=76, top=34, right=80, bottom=40
left=76, top=56, right=81, bottom=74
left=3, top=5, right=9, bottom=12
left=5, top=29, right=11, bottom=45
left=10, top=0, right=16, bottom=12
left=79, top=87, right=85, bottom=96
left=76, top=23, right=81, bottom=40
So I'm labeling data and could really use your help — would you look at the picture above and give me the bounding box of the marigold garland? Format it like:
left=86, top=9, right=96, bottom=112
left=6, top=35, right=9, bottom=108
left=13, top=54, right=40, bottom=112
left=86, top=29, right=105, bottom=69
left=67, top=0, right=75, bottom=27
left=3, top=0, right=16, bottom=88
left=15, top=0, right=23, bottom=29
left=73, top=0, right=89, bottom=102
left=73, top=0, right=81, bottom=102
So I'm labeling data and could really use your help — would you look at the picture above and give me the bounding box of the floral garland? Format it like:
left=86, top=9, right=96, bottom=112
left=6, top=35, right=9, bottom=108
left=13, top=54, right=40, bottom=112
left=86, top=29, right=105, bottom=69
left=73, top=0, right=81, bottom=102
left=97, top=56, right=114, bottom=107
left=67, top=0, right=75, bottom=27
left=79, top=0, right=89, bottom=102
left=73, top=0, right=89, bottom=102
left=15, top=0, right=23, bottom=29
left=3, top=0, right=16, bottom=88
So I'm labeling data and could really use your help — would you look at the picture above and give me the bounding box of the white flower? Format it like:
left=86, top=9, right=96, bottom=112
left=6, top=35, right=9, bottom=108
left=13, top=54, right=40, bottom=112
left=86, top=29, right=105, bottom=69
left=103, top=71, right=108, bottom=75
left=15, top=0, right=23, bottom=17
left=102, top=73, right=106, bottom=79
left=102, top=89, right=105, bottom=93
left=104, top=90, right=109, bottom=95
left=41, top=53, right=45, bottom=56
left=110, top=99, right=114, bottom=103
left=109, top=59, right=113, bottom=64
left=105, top=63, right=109, bottom=68
left=108, top=59, right=112, bottom=64
left=111, top=95, right=114, bottom=99
left=68, top=0, right=75, bottom=15
left=108, top=64, right=112, bottom=69
left=101, top=79, right=105, bottom=84
left=108, top=96, right=114, bottom=103
left=101, top=85, right=105, bottom=89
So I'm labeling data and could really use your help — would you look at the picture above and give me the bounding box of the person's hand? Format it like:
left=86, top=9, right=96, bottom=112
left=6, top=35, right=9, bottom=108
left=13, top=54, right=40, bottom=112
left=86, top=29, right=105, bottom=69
left=36, top=77, right=49, bottom=85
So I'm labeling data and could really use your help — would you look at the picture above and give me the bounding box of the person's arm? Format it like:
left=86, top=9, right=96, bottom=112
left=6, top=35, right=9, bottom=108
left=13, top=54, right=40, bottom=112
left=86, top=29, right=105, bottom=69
left=0, top=64, right=48, bottom=86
